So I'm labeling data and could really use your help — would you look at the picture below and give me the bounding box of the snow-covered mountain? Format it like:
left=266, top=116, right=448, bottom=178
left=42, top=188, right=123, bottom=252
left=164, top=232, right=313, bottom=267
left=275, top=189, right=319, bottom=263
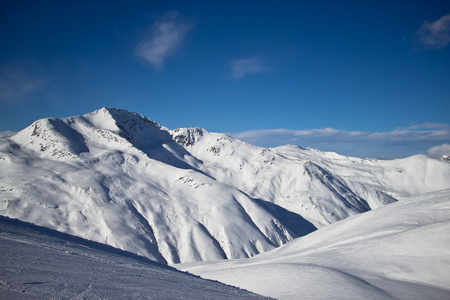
left=180, top=189, right=450, bottom=300
left=1, top=108, right=449, bottom=265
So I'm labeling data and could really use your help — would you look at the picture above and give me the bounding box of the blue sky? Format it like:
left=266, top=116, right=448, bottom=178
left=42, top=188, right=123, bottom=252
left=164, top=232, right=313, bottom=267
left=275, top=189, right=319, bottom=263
left=0, top=0, right=449, bottom=158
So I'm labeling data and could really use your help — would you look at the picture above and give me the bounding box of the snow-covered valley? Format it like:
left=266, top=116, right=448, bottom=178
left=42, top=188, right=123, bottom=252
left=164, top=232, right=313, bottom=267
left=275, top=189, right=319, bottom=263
left=1, top=107, right=449, bottom=299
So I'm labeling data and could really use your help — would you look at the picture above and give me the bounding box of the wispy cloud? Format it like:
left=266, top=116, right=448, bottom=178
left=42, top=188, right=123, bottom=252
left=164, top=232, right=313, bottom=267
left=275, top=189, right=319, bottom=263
left=428, top=143, right=450, bottom=159
left=230, top=57, right=270, bottom=79
left=135, top=11, right=193, bottom=70
left=232, top=123, right=450, bottom=159
left=0, top=62, right=48, bottom=105
left=417, top=14, right=450, bottom=49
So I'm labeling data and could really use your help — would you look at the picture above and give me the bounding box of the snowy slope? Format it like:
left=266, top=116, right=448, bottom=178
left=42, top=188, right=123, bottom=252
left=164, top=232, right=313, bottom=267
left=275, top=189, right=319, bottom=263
left=1, top=108, right=449, bottom=265
left=0, top=216, right=269, bottom=299
left=180, top=189, right=450, bottom=300
left=171, top=128, right=450, bottom=225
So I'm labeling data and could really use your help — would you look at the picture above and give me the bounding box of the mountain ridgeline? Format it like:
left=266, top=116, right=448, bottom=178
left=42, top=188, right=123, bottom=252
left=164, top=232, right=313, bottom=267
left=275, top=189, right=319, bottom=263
left=1, top=108, right=449, bottom=265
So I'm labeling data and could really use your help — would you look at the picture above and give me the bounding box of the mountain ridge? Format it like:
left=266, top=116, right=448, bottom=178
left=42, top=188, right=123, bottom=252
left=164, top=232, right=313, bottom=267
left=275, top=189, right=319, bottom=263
left=1, top=107, right=449, bottom=265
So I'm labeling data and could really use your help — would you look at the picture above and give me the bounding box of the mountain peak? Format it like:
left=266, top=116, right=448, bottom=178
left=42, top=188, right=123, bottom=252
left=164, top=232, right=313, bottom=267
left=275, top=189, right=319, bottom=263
left=84, top=107, right=171, bottom=146
left=2, top=108, right=450, bottom=265
left=87, top=107, right=160, bottom=132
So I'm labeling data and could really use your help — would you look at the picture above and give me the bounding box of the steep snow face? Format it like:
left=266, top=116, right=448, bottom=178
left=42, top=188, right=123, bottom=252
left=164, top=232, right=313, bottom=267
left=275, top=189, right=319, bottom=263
left=1, top=108, right=450, bottom=265
left=180, top=189, right=450, bottom=300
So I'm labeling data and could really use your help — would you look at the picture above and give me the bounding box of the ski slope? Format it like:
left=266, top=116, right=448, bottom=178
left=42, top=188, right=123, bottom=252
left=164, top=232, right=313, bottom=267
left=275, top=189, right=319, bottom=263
left=180, top=189, right=450, bottom=300
left=0, top=216, right=269, bottom=299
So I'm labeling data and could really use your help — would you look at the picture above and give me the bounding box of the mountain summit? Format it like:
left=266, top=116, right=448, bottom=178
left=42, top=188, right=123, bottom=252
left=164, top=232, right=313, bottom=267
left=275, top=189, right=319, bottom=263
left=1, top=108, right=450, bottom=264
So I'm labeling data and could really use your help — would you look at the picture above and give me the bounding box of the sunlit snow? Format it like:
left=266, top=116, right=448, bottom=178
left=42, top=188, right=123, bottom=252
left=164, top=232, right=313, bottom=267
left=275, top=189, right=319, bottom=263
left=0, top=107, right=449, bottom=299
left=180, top=190, right=450, bottom=299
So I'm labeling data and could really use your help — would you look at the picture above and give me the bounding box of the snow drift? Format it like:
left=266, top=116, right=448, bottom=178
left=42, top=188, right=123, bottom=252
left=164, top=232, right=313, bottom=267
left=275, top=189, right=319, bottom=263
left=181, top=189, right=450, bottom=299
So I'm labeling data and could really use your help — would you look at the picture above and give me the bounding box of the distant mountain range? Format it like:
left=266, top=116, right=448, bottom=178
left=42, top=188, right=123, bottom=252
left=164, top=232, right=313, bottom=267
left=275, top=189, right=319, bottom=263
left=1, top=107, right=449, bottom=265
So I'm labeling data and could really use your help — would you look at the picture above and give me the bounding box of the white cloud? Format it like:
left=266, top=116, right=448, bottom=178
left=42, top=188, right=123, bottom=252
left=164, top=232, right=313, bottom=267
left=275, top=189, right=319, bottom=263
left=135, top=11, right=193, bottom=70
left=232, top=123, right=450, bottom=159
left=0, top=62, right=48, bottom=105
left=417, top=14, right=450, bottom=49
left=230, top=57, right=270, bottom=79
left=428, top=143, right=450, bottom=159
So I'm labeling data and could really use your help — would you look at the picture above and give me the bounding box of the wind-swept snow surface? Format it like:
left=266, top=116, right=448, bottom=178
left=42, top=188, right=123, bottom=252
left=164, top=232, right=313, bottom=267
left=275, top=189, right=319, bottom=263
left=1, top=108, right=449, bottom=265
left=180, top=190, right=450, bottom=300
left=0, top=216, right=269, bottom=299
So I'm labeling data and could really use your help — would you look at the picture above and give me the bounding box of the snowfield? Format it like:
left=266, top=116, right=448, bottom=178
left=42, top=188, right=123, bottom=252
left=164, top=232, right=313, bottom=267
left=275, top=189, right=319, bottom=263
left=0, top=216, right=269, bottom=299
left=0, top=107, right=449, bottom=298
left=180, top=189, right=450, bottom=300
